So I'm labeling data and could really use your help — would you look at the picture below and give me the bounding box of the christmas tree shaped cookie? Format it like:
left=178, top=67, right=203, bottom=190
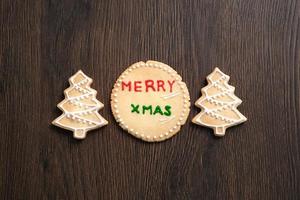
left=192, top=67, right=247, bottom=136
left=52, top=70, right=108, bottom=139
left=111, top=61, right=190, bottom=142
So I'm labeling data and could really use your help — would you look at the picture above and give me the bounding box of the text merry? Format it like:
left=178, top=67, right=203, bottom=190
left=122, top=80, right=175, bottom=92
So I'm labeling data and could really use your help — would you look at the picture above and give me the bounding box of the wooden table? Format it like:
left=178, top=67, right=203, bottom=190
left=1, top=0, right=299, bottom=199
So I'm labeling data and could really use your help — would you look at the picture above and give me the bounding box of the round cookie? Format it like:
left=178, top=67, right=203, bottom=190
left=111, top=60, right=190, bottom=142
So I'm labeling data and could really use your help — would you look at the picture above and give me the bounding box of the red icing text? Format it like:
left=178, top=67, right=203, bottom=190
left=121, top=80, right=175, bottom=92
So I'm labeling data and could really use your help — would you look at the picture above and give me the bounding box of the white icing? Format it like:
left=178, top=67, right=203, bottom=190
left=159, top=115, right=176, bottom=124
left=193, top=68, right=247, bottom=136
left=161, top=92, right=181, bottom=99
left=53, top=70, right=108, bottom=137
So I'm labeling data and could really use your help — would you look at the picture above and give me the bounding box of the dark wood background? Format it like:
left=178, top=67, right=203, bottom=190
left=1, top=0, right=299, bottom=199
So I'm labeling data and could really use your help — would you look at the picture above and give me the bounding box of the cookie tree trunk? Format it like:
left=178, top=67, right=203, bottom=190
left=74, top=129, right=86, bottom=139
left=214, top=127, right=225, bottom=136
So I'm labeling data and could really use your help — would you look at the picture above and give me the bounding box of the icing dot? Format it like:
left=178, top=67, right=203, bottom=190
left=117, top=118, right=122, bottom=122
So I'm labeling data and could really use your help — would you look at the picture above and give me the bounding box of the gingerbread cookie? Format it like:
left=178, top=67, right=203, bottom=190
left=192, top=67, right=247, bottom=136
left=111, top=61, right=190, bottom=142
left=52, top=70, right=108, bottom=139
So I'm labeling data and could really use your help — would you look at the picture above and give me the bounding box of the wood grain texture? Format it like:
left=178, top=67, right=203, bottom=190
left=0, top=0, right=299, bottom=199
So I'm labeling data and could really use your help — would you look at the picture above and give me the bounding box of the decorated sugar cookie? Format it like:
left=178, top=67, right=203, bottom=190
left=192, top=67, right=247, bottom=136
left=52, top=70, right=108, bottom=139
left=111, top=61, right=190, bottom=142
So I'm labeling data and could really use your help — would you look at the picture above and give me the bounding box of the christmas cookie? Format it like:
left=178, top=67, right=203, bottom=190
left=192, top=67, right=247, bottom=136
left=52, top=70, right=108, bottom=139
left=111, top=61, right=190, bottom=142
